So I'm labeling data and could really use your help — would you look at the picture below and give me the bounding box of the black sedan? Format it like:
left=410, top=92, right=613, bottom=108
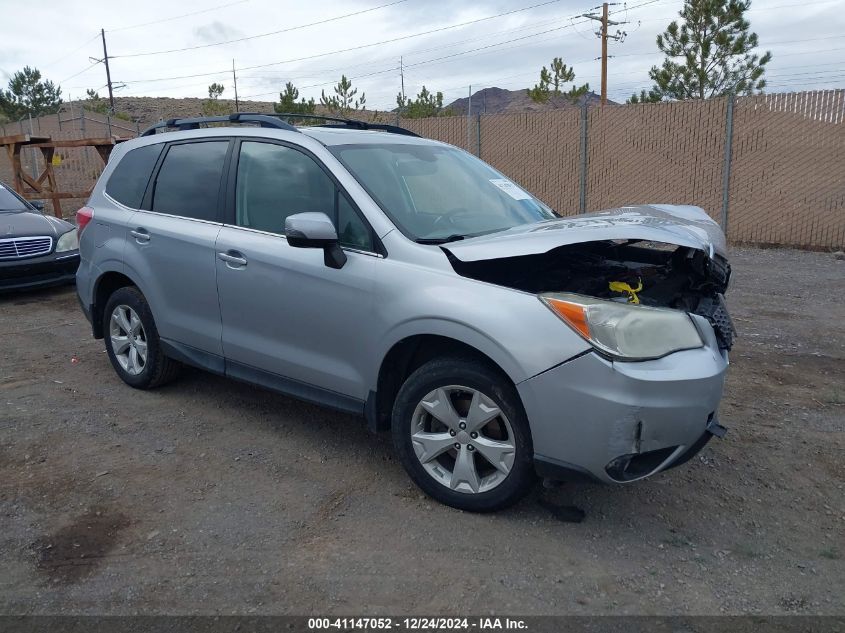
left=0, top=181, right=80, bottom=292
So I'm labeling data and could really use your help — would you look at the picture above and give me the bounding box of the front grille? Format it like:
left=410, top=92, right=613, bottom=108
left=0, top=236, right=53, bottom=260
left=694, top=293, right=736, bottom=351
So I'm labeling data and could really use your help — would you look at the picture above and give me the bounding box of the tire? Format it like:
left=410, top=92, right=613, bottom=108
left=103, top=286, right=180, bottom=389
left=392, top=357, right=536, bottom=512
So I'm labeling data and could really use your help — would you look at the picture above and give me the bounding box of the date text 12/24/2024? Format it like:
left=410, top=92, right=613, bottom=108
left=307, top=617, right=528, bottom=631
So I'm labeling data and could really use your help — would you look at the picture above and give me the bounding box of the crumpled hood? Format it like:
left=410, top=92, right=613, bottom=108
left=443, top=204, right=727, bottom=262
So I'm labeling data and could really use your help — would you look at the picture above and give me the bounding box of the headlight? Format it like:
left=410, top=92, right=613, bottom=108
left=55, top=228, right=79, bottom=252
left=539, top=292, right=703, bottom=360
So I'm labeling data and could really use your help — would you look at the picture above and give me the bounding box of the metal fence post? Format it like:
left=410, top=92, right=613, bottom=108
left=579, top=100, right=589, bottom=213
left=721, top=93, right=735, bottom=235
left=476, top=112, right=481, bottom=157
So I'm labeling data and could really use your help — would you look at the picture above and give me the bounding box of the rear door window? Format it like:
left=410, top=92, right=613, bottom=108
left=150, top=141, right=229, bottom=221
left=105, top=143, right=163, bottom=208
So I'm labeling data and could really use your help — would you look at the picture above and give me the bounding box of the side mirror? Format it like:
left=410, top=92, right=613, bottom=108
left=285, top=212, right=347, bottom=270
left=30, top=200, right=45, bottom=211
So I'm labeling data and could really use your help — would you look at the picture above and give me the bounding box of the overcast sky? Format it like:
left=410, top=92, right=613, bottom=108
left=1, top=0, right=843, bottom=109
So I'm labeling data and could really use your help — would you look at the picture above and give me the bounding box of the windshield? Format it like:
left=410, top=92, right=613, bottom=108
left=0, top=184, right=30, bottom=212
left=330, top=143, right=559, bottom=242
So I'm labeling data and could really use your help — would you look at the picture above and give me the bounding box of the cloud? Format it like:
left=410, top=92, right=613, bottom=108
left=193, top=21, right=245, bottom=44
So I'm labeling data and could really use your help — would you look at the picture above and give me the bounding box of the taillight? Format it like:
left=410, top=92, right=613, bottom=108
left=76, top=206, right=94, bottom=234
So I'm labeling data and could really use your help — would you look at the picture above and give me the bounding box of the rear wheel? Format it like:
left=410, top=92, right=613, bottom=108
left=392, top=357, right=535, bottom=512
left=103, top=286, right=179, bottom=389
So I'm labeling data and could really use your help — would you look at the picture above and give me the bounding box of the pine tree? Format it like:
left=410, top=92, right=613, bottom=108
left=274, top=82, right=316, bottom=115
left=0, top=67, right=62, bottom=119
left=527, top=57, right=589, bottom=104
left=396, top=86, right=450, bottom=118
left=647, top=0, right=771, bottom=100
left=320, top=75, right=366, bottom=115
left=201, top=82, right=230, bottom=116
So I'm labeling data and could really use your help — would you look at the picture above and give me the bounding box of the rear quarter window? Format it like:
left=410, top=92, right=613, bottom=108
left=105, top=143, right=163, bottom=208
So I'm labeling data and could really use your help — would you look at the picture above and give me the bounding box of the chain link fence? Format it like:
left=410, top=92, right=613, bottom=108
left=404, top=90, right=844, bottom=250
left=2, top=91, right=842, bottom=249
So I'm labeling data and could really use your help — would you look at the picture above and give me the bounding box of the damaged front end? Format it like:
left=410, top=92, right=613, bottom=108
left=443, top=204, right=736, bottom=352
left=447, top=239, right=735, bottom=351
left=444, top=204, right=736, bottom=483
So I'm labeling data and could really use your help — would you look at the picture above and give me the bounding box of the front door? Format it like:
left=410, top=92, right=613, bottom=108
left=215, top=139, right=379, bottom=402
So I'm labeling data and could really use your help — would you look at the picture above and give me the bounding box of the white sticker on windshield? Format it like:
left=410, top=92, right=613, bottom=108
left=489, top=178, right=531, bottom=200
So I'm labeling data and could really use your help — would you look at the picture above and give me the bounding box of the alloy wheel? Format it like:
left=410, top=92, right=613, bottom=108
left=109, top=304, right=147, bottom=376
left=410, top=385, right=516, bottom=494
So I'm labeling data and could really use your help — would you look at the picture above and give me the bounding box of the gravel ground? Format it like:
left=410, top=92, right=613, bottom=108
left=0, top=247, right=843, bottom=615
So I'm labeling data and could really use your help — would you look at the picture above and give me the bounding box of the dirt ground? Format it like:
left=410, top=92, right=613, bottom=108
left=0, top=247, right=842, bottom=616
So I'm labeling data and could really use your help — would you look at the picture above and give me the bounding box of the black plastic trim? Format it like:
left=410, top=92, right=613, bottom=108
left=274, top=113, right=419, bottom=137
left=160, top=339, right=225, bottom=375
left=141, top=113, right=298, bottom=136
left=225, top=359, right=365, bottom=416
left=534, top=455, right=601, bottom=484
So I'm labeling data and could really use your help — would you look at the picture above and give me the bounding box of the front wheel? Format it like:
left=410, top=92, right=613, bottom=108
left=391, top=358, right=536, bottom=512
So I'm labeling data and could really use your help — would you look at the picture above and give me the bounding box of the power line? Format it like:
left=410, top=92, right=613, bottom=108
left=58, top=60, right=101, bottom=84
left=107, top=0, right=251, bottom=33
left=115, top=0, right=572, bottom=66
left=117, top=0, right=575, bottom=83
left=112, top=0, right=412, bottom=58
left=236, top=16, right=599, bottom=99
left=42, top=33, right=101, bottom=69
left=118, top=0, right=666, bottom=87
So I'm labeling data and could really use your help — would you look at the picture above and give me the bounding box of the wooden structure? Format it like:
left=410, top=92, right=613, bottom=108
left=0, top=133, right=129, bottom=217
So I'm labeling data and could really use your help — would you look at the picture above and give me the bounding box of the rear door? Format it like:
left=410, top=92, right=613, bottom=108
left=123, top=138, right=231, bottom=357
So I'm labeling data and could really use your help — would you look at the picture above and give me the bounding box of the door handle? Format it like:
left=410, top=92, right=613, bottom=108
left=218, top=251, right=247, bottom=267
left=130, top=228, right=150, bottom=243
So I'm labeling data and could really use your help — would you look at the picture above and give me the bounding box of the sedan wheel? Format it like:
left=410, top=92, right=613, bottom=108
left=109, top=304, right=148, bottom=376
left=411, top=385, right=516, bottom=494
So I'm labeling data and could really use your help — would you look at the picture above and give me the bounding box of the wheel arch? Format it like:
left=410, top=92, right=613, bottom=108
left=91, top=270, right=142, bottom=339
left=368, top=329, right=525, bottom=433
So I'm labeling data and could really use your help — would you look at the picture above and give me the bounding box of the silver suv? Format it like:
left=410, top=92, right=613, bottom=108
left=76, top=113, right=733, bottom=512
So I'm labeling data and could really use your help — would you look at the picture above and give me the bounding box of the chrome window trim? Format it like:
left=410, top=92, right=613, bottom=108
left=220, top=223, right=384, bottom=259
left=131, top=207, right=224, bottom=227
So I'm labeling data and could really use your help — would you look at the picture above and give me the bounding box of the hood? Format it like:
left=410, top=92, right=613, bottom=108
left=443, top=204, right=727, bottom=262
left=0, top=209, right=72, bottom=239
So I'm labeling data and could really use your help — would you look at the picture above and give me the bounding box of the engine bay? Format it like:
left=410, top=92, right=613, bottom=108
left=446, top=240, right=736, bottom=350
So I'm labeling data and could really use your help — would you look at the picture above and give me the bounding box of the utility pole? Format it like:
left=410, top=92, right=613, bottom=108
left=582, top=3, right=627, bottom=105
left=398, top=56, right=406, bottom=120
left=399, top=56, right=405, bottom=104
left=100, top=28, right=115, bottom=113
left=466, top=85, right=472, bottom=150
left=232, top=59, right=239, bottom=112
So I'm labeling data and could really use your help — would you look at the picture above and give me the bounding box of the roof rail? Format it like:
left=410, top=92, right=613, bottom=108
left=273, top=113, right=420, bottom=138
left=139, top=112, right=420, bottom=138
left=140, top=113, right=298, bottom=136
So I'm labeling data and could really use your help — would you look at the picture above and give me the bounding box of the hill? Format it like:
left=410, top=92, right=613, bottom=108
left=445, top=86, right=610, bottom=115
left=64, top=96, right=277, bottom=129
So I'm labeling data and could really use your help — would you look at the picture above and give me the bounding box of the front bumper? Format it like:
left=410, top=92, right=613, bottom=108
left=0, top=251, right=79, bottom=292
left=518, top=315, right=729, bottom=484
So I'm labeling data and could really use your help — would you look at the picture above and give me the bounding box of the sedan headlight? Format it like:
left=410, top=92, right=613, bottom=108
left=539, top=292, right=703, bottom=360
left=55, top=229, right=79, bottom=252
